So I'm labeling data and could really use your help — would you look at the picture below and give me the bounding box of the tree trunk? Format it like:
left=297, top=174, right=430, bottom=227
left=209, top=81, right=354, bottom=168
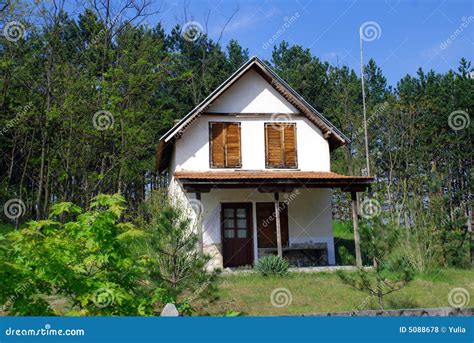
left=377, top=291, right=384, bottom=310
left=35, top=132, right=46, bottom=219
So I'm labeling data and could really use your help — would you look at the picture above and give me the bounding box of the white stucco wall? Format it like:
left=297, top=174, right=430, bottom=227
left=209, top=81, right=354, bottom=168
left=174, top=114, right=330, bottom=171
left=172, top=67, right=330, bottom=172
left=168, top=181, right=335, bottom=269
left=208, top=69, right=298, bottom=113
left=195, top=188, right=335, bottom=267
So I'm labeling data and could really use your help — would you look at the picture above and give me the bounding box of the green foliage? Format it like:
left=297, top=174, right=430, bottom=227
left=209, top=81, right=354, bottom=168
left=139, top=191, right=218, bottom=315
left=212, top=310, right=241, bottom=317
left=254, top=255, right=290, bottom=276
left=338, top=246, right=355, bottom=266
left=338, top=221, right=415, bottom=309
left=333, top=220, right=355, bottom=240
left=394, top=172, right=471, bottom=271
left=0, top=4, right=471, bottom=316
left=0, top=194, right=150, bottom=316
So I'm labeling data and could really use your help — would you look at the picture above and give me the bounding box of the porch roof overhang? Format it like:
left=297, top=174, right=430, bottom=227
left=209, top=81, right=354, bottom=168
left=174, top=171, right=374, bottom=193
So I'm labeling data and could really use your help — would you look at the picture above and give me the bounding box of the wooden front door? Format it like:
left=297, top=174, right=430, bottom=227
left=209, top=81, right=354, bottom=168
left=221, top=203, right=253, bottom=268
left=256, top=202, right=289, bottom=248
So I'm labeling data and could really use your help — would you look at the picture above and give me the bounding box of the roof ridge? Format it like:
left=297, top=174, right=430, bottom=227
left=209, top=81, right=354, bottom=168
left=159, top=57, right=349, bottom=147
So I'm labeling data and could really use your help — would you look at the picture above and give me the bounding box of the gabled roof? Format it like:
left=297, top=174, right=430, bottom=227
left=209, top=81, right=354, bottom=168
left=157, top=56, right=350, bottom=172
left=160, top=56, right=349, bottom=145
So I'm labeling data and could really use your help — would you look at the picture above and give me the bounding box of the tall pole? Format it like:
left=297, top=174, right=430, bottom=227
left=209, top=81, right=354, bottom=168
left=359, top=29, right=370, bottom=177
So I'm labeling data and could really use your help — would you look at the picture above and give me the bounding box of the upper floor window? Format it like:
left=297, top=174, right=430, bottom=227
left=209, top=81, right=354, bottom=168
left=265, top=123, right=297, bottom=168
left=209, top=122, right=242, bottom=168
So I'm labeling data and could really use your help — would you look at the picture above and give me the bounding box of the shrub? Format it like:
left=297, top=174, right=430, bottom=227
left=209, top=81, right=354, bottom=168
left=139, top=191, right=219, bottom=315
left=254, top=255, right=289, bottom=276
left=339, top=221, right=414, bottom=310
left=0, top=194, right=150, bottom=316
left=338, top=246, right=355, bottom=265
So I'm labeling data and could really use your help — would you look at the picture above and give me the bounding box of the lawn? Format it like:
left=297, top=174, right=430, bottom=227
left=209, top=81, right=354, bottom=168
left=195, top=268, right=474, bottom=316
left=198, top=219, right=473, bottom=316
left=2, top=220, right=472, bottom=317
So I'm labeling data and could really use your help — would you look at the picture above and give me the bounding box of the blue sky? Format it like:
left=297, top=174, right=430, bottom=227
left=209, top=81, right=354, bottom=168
left=147, top=0, right=473, bottom=85
left=58, top=0, right=474, bottom=85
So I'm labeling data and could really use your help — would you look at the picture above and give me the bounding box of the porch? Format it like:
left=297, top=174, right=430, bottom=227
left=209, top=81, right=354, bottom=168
left=174, top=170, right=373, bottom=269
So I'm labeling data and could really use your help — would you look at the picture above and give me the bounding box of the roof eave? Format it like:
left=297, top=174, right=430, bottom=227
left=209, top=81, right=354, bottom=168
left=251, top=58, right=350, bottom=145
left=160, top=56, right=259, bottom=143
left=160, top=56, right=350, bottom=146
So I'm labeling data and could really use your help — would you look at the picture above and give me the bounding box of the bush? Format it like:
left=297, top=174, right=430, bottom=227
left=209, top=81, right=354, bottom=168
left=139, top=191, right=219, bottom=315
left=0, top=194, right=150, bottom=316
left=338, top=246, right=355, bottom=265
left=254, top=255, right=289, bottom=276
left=340, top=221, right=414, bottom=310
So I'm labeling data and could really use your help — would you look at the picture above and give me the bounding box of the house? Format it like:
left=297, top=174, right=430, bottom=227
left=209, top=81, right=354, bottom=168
left=156, top=56, right=373, bottom=270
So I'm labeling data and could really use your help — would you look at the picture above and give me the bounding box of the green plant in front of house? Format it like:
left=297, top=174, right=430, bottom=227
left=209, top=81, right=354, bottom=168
left=139, top=191, right=219, bottom=315
left=0, top=194, right=151, bottom=316
left=254, top=255, right=290, bottom=276
left=337, top=220, right=414, bottom=310
left=338, top=246, right=356, bottom=266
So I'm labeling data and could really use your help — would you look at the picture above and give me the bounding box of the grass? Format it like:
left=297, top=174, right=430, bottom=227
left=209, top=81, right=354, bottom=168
left=197, top=221, right=473, bottom=316
left=194, top=268, right=474, bottom=316
left=2, top=220, right=472, bottom=316
left=333, top=220, right=355, bottom=241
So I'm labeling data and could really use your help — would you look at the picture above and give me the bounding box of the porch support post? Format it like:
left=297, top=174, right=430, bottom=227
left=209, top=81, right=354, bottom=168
left=274, top=192, right=283, bottom=258
left=195, top=192, right=203, bottom=255
left=351, top=191, right=362, bottom=267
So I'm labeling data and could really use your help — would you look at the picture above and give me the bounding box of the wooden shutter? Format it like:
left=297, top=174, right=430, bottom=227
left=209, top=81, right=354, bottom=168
left=210, top=123, right=225, bottom=167
left=226, top=123, right=241, bottom=167
left=283, top=124, right=297, bottom=167
left=210, top=122, right=241, bottom=168
left=265, top=123, right=297, bottom=168
left=265, top=124, right=283, bottom=167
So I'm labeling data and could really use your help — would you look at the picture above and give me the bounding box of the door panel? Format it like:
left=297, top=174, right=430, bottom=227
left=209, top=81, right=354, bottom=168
left=221, top=203, right=253, bottom=268
left=256, top=202, right=289, bottom=248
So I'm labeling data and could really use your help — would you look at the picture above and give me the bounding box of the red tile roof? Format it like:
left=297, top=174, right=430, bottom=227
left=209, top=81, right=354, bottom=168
left=174, top=170, right=373, bottom=181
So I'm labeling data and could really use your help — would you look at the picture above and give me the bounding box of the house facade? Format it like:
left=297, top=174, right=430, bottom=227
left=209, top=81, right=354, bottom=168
left=157, top=57, right=372, bottom=270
